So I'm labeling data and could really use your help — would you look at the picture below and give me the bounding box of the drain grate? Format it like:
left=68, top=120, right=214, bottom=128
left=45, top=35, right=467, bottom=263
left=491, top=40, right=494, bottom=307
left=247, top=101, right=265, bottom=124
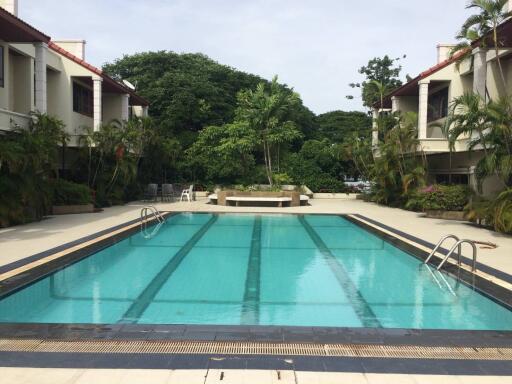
left=0, top=339, right=511, bottom=360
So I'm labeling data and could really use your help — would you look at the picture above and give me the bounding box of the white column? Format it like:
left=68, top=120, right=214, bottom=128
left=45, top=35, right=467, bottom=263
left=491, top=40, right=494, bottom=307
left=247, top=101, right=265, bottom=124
left=121, top=94, right=130, bottom=121
left=34, top=42, right=48, bottom=113
left=372, top=109, right=379, bottom=147
left=142, top=106, right=149, bottom=117
left=472, top=47, right=487, bottom=100
left=418, top=80, right=430, bottom=140
left=391, top=96, right=399, bottom=113
left=92, top=76, right=103, bottom=131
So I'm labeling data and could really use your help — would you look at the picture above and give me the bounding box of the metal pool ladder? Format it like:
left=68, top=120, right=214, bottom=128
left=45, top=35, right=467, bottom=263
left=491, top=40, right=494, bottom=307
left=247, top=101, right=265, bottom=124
left=140, top=205, right=165, bottom=224
left=140, top=206, right=166, bottom=239
left=424, top=234, right=478, bottom=272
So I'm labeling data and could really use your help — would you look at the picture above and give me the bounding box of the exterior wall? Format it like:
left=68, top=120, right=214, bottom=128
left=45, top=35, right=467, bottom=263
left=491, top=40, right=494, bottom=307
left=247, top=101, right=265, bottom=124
left=426, top=151, right=504, bottom=197
left=9, top=51, right=32, bottom=113
left=52, top=40, right=85, bottom=60
left=0, top=41, right=9, bottom=111
left=102, top=93, right=124, bottom=124
left=486, top=51, right=512, bottom=100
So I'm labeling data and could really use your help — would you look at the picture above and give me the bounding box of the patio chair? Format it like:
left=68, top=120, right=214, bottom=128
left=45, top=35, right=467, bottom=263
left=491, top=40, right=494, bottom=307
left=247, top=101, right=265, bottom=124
left=180, top=184, right=194, bottom=202
left=162, top=183, right=175, bottom=202
left=144, top=183, right=158, bottom=202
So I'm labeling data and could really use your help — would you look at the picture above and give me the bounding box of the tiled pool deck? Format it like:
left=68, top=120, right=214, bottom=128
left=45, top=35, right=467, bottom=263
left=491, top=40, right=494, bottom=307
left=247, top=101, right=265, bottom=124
left=1, top=197, right=512, bottom=382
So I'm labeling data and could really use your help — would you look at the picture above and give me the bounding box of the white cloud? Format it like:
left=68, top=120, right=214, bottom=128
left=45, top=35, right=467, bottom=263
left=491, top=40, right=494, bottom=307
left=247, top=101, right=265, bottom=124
left=20, top=0, right=472, bottom=114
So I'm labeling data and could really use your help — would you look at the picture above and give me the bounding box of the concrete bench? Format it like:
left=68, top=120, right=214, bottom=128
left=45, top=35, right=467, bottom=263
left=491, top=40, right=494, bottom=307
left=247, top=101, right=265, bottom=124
left=208, top=194, right=309, bottom=207
left=227, top=196, right=292, bottom=207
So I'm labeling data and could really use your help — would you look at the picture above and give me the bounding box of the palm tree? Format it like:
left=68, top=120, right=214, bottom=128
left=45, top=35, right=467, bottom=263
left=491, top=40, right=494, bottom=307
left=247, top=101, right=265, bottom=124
left=459, top=0, right=512, bottom=92
left=236, top=76, right=302, bottom=185
left=446, top=93, right=512, bottom=189
left=370, top=112, right=426, bottom=204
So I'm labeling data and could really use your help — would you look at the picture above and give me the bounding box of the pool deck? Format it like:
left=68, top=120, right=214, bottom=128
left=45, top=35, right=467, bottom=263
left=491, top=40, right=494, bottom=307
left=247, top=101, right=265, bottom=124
left=1, top=197, right=512, bottom=383
left=1, top=197, right=511, bottom=278
left=1, top=367, right=510, bottom=384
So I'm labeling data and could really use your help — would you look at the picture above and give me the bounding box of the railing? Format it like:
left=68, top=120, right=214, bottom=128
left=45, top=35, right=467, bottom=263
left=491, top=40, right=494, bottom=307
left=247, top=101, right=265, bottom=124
left=424, top=235, right=461, bottom=266
left=437, top=240, right=478, bottom=272
left=424, top=234, right=478, bottom=273
left=0, top=108, right=31, bottom=131
left=140, top=205, right=165, bottom=238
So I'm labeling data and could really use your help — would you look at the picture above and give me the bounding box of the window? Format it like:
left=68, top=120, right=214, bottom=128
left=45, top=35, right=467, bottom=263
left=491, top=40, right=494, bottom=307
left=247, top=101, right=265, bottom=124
left=73, top=81, right=93, bottom=117
left=428, top=87, right=449, bottom=122
left=0, top=46, right=4, bottom=88
left=435, top=174, right=469, bottom=185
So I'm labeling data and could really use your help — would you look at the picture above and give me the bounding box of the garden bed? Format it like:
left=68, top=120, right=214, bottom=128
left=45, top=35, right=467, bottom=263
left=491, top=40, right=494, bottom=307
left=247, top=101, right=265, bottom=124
left=424, top=210, right=466, bottom=221
left=52, top=204, right=95, bottom=215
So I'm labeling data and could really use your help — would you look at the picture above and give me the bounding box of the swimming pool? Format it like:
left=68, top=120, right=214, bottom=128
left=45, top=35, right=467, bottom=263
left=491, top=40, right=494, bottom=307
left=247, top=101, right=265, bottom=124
left=1, top=213, right=511, bottom=330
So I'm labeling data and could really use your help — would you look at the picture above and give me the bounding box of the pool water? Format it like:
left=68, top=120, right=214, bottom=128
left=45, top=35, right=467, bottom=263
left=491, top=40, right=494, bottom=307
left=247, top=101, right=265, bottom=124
left=1, top=213, right=511, bottom=330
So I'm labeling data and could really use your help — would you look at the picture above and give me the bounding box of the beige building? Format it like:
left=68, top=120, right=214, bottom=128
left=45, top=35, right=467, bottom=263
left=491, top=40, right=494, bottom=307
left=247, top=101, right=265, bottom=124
left=0, top=1, right=148, bottom=147
left=373, top=13, right=512, bottom=196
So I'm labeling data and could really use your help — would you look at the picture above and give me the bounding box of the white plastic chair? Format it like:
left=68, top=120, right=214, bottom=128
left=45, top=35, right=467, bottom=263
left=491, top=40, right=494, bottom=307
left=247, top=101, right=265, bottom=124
left=180, top=184, right=194, bottom=202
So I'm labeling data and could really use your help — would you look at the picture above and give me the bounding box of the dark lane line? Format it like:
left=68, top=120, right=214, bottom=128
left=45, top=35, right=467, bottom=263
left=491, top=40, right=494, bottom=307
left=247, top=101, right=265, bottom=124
left=241, top=215, right=262, bottom=325
left=119, top=215, right=218, bottom=323
left=298, top=216, right=382, bottom=328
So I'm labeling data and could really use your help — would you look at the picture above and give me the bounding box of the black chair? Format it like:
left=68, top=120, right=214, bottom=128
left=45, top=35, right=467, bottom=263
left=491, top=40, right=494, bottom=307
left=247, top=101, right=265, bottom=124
left=144, top=183, right=158, bottom=202
left=162, top=183, right=175, bottom=202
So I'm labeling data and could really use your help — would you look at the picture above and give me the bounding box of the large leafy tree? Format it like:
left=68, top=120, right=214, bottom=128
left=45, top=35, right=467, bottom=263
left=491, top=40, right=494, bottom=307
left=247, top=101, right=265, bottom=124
left=236, top=76, right=303, bottom=185
left=315, top=110, right=371, bottom=143
left=348, top=55, right=404, bottom=109
left=0, top=113, right=68, bottom=226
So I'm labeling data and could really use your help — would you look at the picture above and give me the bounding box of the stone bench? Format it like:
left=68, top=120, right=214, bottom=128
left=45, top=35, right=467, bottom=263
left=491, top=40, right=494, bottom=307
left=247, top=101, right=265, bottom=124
left=208, top=193, right=309, bottom=207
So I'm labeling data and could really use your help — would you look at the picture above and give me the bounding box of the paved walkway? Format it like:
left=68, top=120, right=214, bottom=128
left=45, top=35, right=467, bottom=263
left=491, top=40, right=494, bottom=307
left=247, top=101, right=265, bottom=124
left=1, top=197, right=511, bottom=278
left=1, top=367, right=510, bottom=383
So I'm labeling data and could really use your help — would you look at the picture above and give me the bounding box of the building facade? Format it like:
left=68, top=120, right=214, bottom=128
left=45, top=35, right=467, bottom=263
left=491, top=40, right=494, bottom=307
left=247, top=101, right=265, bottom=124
left=0, top=1, right=148, bottom=147
left=373, top=9, right=512, bottom=197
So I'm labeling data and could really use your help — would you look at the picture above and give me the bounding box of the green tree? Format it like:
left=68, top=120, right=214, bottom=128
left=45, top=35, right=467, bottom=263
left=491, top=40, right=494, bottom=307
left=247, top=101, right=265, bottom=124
left=348, top=55, right=404, bottom=109
left=446, top=94, right=512, bottom=188
left=315, top=110, right=371, bottom=143
left=187, top=122, right=257, bottom=184
left=0, top=113, right=68, bottom=226
left=454, top=0, right=511, bottom=91
left=370, top=112, right=426, bottom=205
left=236, top=76, right=303, bottom=185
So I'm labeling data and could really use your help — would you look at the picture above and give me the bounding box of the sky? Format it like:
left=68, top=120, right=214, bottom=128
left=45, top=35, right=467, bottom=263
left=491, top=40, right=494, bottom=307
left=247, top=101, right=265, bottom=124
left=21, top=0, right=474, bottom=115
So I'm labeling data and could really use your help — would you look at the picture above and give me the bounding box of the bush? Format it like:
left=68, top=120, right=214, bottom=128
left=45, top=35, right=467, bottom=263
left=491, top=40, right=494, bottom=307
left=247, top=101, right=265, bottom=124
left=52, top=179, right=93, bottom=206
left=406, top=184, right=470, bottom=212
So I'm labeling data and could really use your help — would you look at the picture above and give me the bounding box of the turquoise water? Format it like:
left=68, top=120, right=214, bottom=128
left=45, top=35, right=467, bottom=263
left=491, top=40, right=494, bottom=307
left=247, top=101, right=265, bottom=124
left=1, top=213, right=511, bottom=330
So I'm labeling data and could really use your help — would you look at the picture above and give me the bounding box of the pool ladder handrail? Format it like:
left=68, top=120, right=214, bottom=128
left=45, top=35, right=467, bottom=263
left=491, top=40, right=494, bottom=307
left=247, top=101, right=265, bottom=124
left=437, top=239, right=477, bottom=272
left=424, top=234, right=478, bottom=273
left=140, top=206, right=166, bottom=239
left=140, top=205, right=165, bottom=224
left=424, top=234, right=461, bottom=266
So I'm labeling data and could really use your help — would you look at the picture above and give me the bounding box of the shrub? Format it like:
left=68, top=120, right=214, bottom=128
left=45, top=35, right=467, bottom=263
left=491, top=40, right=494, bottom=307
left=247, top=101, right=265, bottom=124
left=406, top=184, right=469, bottom=212
left=466, top=189, right=512, bottom=234
left=52, top=179, right=93, bottom=206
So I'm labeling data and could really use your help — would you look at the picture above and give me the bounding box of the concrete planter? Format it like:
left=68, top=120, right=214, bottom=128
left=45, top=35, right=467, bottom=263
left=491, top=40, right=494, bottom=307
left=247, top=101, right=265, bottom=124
left=312, top=193, right=359, bottom=200
left=52, top=204, right=95, bottom=215
left=425, top=210, right=466, bottom=221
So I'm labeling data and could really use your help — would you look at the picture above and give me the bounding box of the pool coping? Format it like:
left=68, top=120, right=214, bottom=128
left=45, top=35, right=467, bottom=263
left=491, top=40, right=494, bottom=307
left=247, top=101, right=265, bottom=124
left=0, top=211, right=511, bottom=359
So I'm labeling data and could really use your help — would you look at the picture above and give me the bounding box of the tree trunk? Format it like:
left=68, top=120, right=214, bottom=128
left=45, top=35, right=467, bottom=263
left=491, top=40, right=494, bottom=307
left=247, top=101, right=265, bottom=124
left=494, top=27, right=508, bottom=96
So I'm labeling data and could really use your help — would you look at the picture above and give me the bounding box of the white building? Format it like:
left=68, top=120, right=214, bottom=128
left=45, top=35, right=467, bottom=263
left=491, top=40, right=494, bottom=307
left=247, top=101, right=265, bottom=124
left=373, top=13, right=512, bottom=196
left=0, top=1, right=149, bottom=147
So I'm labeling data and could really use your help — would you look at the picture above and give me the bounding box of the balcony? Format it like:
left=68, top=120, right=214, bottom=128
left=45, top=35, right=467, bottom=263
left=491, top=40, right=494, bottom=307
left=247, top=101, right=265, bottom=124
left=0, top=108, right=31, bottom=131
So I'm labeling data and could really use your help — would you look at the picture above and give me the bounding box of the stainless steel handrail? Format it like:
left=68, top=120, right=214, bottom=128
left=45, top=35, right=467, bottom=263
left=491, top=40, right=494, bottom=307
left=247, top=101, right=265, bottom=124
left=424, top=234, right=460, bottom=265
left=140, top=206, right=165, bottom=224
left=437, top=239, right=477, bottom=272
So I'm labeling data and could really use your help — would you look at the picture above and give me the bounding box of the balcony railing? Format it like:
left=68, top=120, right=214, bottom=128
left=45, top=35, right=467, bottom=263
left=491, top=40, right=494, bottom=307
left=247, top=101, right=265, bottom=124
left=0, top=108, right=31, bottom=131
